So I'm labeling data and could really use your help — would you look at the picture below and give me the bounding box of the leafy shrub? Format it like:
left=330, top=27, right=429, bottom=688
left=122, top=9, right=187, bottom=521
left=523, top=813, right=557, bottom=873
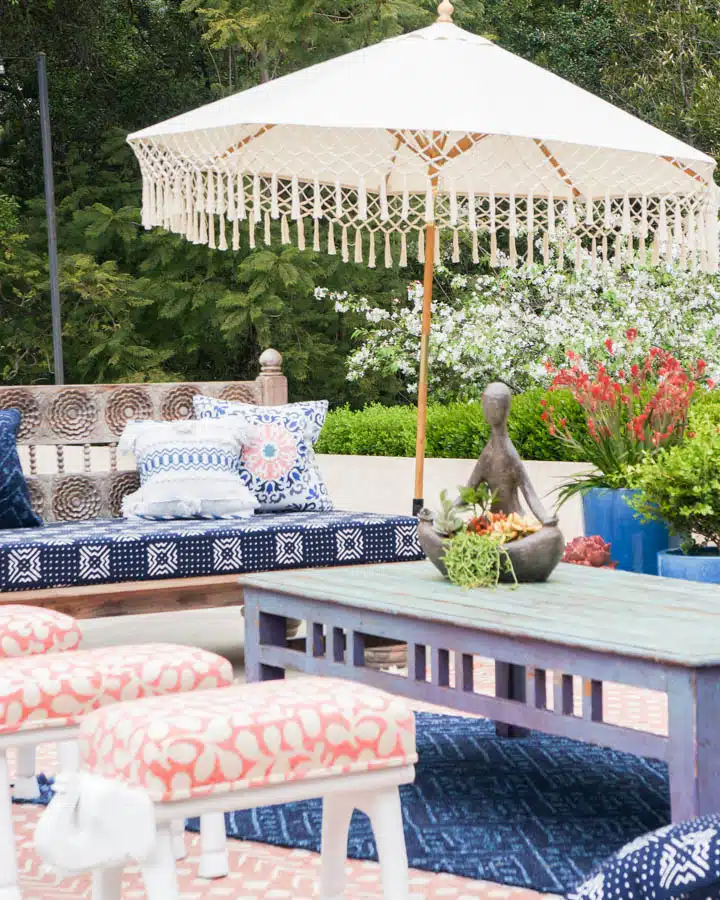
left=628, top=419, right=720, bottom=550
left=507, top=388, right=587, bottom=461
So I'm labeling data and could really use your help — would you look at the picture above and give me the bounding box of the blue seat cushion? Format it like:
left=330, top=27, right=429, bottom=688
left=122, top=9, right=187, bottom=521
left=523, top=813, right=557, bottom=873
left=0, top=409, right=42, bottom=530
left=0, top=511, right=423, bottom=591
left=568, top=814, right=720, bottom=900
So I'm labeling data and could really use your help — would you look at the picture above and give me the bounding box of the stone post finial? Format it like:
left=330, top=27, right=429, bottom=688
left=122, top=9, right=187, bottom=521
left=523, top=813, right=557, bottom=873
left=436, top=0, right=454, bottom=23
left=259, top=348, right=283, bottom=375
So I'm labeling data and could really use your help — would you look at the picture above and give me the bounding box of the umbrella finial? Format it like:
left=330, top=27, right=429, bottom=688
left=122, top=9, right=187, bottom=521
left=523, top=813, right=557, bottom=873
left=436, top=0, right=454, bottom=23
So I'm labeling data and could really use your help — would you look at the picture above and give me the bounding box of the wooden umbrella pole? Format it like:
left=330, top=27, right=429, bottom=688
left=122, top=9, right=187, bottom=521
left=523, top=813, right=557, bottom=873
left=413, top=222, right=435, bottom=515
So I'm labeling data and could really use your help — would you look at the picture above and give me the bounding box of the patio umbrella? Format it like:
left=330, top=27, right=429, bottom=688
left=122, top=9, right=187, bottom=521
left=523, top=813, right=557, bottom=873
left=127, top=0, right=718, bottom=514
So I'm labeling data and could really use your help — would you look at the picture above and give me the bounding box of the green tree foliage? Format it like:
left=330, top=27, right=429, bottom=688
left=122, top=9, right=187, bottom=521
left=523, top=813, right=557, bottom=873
left=0, top=0, right=717, bottom=400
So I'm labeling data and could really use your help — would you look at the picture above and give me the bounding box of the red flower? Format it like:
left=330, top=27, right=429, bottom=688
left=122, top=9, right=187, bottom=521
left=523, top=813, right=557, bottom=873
left=626, top=328, right=638, bottom=342
left=708, top=379, right=716, bottom=390
left=604, top=338, right=614, bottom=354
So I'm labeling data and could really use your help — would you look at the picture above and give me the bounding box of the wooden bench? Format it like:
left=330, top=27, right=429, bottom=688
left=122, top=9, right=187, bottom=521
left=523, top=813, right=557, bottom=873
left=0, top=349, right=286, bottom=620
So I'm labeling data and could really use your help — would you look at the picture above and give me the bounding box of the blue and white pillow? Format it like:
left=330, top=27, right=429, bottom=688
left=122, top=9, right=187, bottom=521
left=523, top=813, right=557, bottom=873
left=118, top=419, right=258, bottom=520
left=568, top=815, right=720, bottom=900
left=0, top=409, right=42, bottom=529
left=193, top=397, right=332, bottom=513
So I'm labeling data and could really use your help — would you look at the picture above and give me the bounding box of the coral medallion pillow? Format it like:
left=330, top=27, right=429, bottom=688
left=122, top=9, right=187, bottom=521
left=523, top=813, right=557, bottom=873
left=193, top=397, right=332, bottom=512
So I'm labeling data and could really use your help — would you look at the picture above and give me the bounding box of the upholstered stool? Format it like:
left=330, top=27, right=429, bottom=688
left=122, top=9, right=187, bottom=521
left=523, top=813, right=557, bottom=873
left=36, top=677, right=417, bottom=900
left=0, top=606, right=83, bottom=801
left=0, top=642, right=233, bottom=900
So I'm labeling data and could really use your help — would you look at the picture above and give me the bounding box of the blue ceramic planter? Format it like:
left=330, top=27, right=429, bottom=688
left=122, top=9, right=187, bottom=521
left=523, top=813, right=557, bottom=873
left=581, top=488, right=670, bottom=575
left=658, top=548, right=720, bottom=584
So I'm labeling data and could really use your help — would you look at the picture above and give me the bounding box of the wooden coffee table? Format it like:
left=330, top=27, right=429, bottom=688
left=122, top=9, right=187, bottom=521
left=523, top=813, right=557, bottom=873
left=242, top=560, right=720, bottom=822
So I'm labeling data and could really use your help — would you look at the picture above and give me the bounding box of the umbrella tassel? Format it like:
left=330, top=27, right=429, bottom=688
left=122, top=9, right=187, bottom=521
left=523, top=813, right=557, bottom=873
left=335, top=179, right=343, bottom=218
left=357, top=177, right=367, bottom=220
left=509, top=194, right=517, bottom=237
left=199, top=212, right=208, bottom=246
left=384, top=232, right=392, bottom=268
left=526, top=192, right=534, bottom=234
left=614, top=234, right=623, bottom=269
left=399, top=232, right=408, bottom=267
left=591, top=237, right=597, bottom=273
left=652, top=231, right=661, bottom=265
left=232, top=216, right=240, bottom=251
left=297, top=216, right=306, bottom=251
left=639, top=232, right=646, bottom=263
left=417, top=228, right=425, bottom=263
left=218, top=217, right=228, bottom=251
left=468, top=188, right=476, bottom=231
left=543, top=231, right=550, bottom=265
left=341, top=225, right=349, bottom=263
left=313, top=217, right=320, bottom=252
left=368, top=231, right=376, bottom=268
left=527, top=231, right=534, bottom=266
left=380, top=179, right=389, bottom=222
left=602, top=234, right=608, bottom=268
left=452, top=229, right=460, bottom=263
left=236, top=174, right=246, bottom=220
left=434, top=227, right=441, bottom=265
left=622, top=192, right=632, bottom=235
left=489, top=191, right=497, bottom=235
left=565, top=189, right=576, bottom=229
left=226, top=173, right=235, bottom=220
left=658, top=197, right=669, bottom=244
left=585, top=195, right=593, bottom=227
left=575, top=236, right=582, bottom=273
left=252, top=174, right=261, bottom=218
left=313, top=177, right=322, bottom=219
left=625, top=233, right=634, bottom=264
left=271, top=174, right=279, bottom=219
left=328, top=221, right=336, bottom=255
left=249, top=212, right=256, bottom=249
left=471, top=230, right=479, bottom=264
left=354, top=228, right=363, bottom=264
left=449, top=181, right=458, bottom=226
left=216, top=171, right=225, bottom=217
left=424, top=179, right=434, bottom=223
left=547, top=192, right=555, bottom=237
left=490, top=230, right=498, bottom=268
left=264, top=211, right=272, bottom=246
left=557, top=239, right=564, bottom=270
left=604, top=190, right=612, bottom=229
left=401, top=177, right=410, bottom=221
left=291, top=175, right=301, bottom=220
left=281, top=214, right=290, bottom=245
left=509, top=233, right=517, bottom=267
left=673, top=197, right=683, bottom=246
left=206, top=171, right=215, bottom=215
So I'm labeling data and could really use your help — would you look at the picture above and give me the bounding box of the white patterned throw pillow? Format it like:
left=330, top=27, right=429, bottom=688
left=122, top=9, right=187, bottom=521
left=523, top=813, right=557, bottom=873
left=192, top=397, right=333, bottom=513
left=118, top=419, right=258, bottom=520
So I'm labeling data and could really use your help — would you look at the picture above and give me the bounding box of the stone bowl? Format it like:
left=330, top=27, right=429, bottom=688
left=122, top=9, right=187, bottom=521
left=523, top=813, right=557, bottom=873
left=418, top=510, right=564, bottom=584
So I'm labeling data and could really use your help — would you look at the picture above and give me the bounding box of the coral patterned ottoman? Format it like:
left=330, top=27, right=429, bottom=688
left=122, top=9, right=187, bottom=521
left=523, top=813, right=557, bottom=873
left=36, top=678, right=417, bottom=900
left=0, top=643, right=233, bottom=900
left=0, top=605, right=83, bottom=802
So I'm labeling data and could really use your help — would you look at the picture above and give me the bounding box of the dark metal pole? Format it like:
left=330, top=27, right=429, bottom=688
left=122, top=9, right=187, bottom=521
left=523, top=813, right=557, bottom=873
left=36, top=52, right=64, bottom=385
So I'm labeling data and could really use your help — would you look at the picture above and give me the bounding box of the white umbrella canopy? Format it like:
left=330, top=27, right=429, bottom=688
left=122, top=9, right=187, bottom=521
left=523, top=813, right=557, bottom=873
left=127, top=0, right=718, bottom=511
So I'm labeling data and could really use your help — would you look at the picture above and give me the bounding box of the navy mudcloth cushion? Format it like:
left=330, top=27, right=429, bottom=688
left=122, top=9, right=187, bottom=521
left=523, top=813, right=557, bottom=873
left=568, top=814, right=720, bottom=900
left=0, top=510, right=423, bottom=591
left=0, top=409, right=41, bottom=530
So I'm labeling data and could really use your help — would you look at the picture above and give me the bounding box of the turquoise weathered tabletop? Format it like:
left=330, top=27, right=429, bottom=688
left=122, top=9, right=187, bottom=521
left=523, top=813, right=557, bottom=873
left=241, top=561, right=720, bottom=667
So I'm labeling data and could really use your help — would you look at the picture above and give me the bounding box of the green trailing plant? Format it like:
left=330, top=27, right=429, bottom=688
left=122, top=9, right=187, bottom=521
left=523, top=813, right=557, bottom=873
left=627, top=420, right=720, bottom=553
left=442, top=531, right=516, bottom=589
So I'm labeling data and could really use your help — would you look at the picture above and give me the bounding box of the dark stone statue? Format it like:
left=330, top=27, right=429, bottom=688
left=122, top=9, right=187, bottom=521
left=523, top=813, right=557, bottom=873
left=418, top=381, right=564, bottom=583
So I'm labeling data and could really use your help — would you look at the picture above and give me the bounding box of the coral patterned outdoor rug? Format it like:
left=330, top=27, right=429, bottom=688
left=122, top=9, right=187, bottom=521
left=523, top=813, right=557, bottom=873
left=28, top=711, right=671, bottom=895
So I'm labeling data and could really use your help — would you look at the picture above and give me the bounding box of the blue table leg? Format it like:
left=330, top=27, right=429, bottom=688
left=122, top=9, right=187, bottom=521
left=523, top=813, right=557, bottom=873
left=495, top=661, right=529, bottom=738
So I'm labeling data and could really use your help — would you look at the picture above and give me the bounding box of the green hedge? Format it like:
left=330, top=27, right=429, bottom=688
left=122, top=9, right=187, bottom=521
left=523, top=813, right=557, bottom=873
left=316, top=389, right=587, bottom=462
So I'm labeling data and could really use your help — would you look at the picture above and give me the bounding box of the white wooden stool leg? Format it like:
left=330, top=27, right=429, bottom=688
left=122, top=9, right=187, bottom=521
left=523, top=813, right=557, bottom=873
left=0, top=750, right=21, bottom=900
left=319, top=795, right=354, bottom=900
left=12, top=744, right=39, bottom=801
left=140, top=823, right=180, bottom=900
left=362, top=789, right=409, bottom=900
left=170, top=819, right=187, bottom=861
left=92, top=867, right=123, bottom=900
left=58, top=740, right=80, bottom=773
left=198, top=812, right=228, bottom=879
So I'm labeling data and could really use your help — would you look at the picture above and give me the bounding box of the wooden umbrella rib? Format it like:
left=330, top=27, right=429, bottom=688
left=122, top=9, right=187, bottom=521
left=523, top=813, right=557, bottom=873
left=534, top=139, right=582, bottom=198
left=661, top=156, right=707, bottom=185
left=217, top=123, right=276, bottom=161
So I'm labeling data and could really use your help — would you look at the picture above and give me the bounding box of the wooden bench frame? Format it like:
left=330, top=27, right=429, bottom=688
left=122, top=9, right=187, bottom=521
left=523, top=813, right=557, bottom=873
left=0, top=349, right=286, bottom=620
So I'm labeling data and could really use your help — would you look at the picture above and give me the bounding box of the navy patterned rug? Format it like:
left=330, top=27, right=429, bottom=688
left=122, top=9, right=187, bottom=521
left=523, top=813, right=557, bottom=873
left=26, top=712, right=670, bottom=895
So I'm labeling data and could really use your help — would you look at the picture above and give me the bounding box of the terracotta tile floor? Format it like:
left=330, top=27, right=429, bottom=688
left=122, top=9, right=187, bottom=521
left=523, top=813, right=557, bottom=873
left=11, top=658, right=667, bottom=899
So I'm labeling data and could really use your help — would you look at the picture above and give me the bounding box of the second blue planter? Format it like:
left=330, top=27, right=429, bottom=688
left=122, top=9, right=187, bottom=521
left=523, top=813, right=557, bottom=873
left=581, top=488, right=670, bottom=575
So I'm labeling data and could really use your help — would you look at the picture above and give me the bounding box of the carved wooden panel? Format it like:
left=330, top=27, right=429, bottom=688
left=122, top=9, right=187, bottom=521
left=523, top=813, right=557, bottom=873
left=0, top=381, right=261, bottom=446
left=26, top=472, right=141, bottom=522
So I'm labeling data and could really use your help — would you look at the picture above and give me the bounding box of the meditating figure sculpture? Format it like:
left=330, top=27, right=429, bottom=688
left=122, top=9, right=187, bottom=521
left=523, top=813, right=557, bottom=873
left=466, top=382, right=558, bottom=527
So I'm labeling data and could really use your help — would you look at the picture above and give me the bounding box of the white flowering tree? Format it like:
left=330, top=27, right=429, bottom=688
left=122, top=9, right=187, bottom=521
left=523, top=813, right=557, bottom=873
left=319, top=258, right=720, bottom=403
